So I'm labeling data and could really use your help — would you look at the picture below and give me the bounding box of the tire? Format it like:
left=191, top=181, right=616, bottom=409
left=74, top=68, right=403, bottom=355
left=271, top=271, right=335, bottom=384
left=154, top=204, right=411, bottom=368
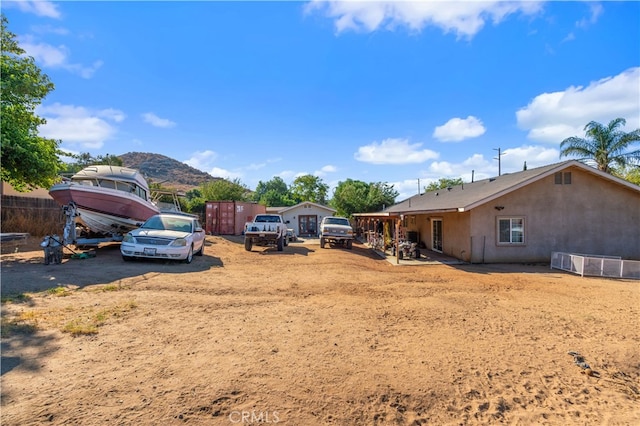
left=320, top=237, right=325, bottom=249
left=277, top=235, right=284, bottom=251
left=244, top=238, right=252, bottom=251
left=195, top=241, right=204, bottom=256
left=346, top=240, right=353, bottom=250
left=184, top=245, right=194, bottom=264
left=122, top=255, right=133, bottom=262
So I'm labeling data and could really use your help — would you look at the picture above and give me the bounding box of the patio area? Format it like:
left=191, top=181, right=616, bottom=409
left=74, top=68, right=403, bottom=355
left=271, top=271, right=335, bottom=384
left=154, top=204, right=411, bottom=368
left=358, top=238, right=465, bottom=266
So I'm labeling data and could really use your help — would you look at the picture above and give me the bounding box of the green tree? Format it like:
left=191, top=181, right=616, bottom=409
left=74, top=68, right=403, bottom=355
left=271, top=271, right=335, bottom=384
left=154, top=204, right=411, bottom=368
left=201, top=178, right=249, bottom=202
left=560, top=118, right=640, bottom=173
left=63, top=152, right=123, bottom=174
left=252, top=176, right=295, bottom=207
left=290, top=174, right=329, bottom=204
left=331, top=179, right=398, bottom=217
left=1, top=15, right=64, bottom=191
left=184, top=188, right=205, bottom=214
left=365, top=182, right=398, bottom=212
left=612, top=163, right=640, bottom=186
left=425, top=177, right=464, bottom=192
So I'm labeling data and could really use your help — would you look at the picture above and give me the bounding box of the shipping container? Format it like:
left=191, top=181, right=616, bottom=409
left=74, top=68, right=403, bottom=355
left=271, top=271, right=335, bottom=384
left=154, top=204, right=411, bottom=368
left=205, top=201, right=266, bottom=235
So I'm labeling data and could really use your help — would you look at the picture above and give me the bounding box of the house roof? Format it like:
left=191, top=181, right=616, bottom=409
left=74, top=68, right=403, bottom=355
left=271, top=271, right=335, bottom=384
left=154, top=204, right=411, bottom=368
left=272, top=202, right=336, bottom=214
left=355, top=160, right=639, bottom=217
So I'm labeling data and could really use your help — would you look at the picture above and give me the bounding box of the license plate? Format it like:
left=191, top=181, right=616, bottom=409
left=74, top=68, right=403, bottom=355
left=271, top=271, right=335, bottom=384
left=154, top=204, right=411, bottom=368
left=144, top=247, right=156, bottom=256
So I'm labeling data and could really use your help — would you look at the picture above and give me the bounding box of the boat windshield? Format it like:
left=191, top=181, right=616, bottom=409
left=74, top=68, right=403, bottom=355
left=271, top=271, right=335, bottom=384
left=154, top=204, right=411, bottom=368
left=142, top=216, right=192, bottom=233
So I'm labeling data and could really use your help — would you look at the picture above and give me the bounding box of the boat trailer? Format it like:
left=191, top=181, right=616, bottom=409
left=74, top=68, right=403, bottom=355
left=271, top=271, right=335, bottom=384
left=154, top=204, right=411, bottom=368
left=61, top=202, right=125, bottom=247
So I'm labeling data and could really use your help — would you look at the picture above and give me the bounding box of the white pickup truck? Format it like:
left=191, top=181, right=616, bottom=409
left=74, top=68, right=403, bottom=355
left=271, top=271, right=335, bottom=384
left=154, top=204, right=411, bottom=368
left=244, top=214, right=288, bottom=252
left=319, top=216, right=354, bottom=249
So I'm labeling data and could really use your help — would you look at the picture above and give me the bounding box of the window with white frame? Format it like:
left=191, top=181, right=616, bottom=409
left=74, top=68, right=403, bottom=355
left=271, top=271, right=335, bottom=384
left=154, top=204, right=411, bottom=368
left=498, top=217, right=525, bottom=244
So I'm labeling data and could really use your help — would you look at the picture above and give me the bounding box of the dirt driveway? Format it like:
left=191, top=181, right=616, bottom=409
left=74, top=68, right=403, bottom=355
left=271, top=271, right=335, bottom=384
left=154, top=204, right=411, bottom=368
left=1, top=236, right=638, bottom=425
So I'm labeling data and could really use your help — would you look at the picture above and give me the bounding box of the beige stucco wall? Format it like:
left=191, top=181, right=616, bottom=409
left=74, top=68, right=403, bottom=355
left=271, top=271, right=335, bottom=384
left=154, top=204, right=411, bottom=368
left=401, top=166, right=640, bottom=263
left=1, top=182, right=53, bottom=199
left=468, top=166, right=640, bottom=263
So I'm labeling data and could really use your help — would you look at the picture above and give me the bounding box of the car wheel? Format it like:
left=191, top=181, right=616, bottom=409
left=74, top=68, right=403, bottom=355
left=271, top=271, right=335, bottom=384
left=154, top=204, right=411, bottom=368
left=277, top=235, right=284, bottom=251
left=320, top=237, right=325, bottom=248
left=244, top=238, right=252, bottom=251
left=184, top=245, right=194, bottom=264
left=122, top=255, right=134, bottom=262
left=346, top=240, right=353, bottom=250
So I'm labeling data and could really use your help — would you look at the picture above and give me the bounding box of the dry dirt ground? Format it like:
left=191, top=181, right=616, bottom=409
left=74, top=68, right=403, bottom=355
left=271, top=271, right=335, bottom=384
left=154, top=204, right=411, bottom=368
left=1, top=236, right=638, bottom=425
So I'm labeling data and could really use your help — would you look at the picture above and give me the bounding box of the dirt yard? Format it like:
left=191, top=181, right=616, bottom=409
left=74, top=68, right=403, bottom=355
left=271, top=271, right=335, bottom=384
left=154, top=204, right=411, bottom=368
left=1, top=236, right=638, bottom=425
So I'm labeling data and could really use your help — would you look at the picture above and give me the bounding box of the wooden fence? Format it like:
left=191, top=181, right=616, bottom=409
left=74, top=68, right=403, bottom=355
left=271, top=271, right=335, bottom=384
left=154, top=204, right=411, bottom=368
left=1, top=195, right=65, bottom=237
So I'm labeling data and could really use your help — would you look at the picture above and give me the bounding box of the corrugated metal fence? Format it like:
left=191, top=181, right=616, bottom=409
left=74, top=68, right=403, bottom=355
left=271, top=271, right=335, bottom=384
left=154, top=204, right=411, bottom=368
left=551, top=252, right=640, bottom=279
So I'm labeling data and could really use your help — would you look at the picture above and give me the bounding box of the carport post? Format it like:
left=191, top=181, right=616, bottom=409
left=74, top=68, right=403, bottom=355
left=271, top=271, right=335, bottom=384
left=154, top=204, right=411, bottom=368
left=395, top=217, right=401, bottom=264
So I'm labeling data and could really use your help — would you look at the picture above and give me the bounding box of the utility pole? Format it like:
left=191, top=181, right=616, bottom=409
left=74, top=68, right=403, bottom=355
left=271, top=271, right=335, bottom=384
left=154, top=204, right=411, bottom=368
left=417, top=178, right=420, bottom=195
left=494, top=148, right=504, bottom=176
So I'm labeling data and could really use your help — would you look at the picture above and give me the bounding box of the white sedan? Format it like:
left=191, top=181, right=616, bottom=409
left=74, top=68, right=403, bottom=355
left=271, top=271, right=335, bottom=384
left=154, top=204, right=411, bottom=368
left=121, top=213, right=205, bottom=263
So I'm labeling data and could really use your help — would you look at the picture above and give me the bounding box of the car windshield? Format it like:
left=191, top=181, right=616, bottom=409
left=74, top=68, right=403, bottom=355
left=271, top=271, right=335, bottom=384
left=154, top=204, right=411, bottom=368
left=142, top=216, right=192, bottom=232
left=325, top=218, right=349, bottom=226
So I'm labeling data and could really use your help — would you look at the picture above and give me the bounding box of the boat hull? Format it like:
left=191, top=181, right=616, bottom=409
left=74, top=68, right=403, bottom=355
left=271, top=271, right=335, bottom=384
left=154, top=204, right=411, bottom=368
left=49, top=183, right=159, bottom=234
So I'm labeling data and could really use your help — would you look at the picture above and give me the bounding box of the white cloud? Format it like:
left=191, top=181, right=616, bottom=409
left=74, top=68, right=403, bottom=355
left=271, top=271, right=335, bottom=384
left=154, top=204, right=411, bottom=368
left=500, top=145, right=559, bottom=171
left=142, top=112, right=176, bottom=128
left=433, top=116, right=486, bottom=142
left=576, top=3, right=603, bottom=29
left=276, top=170, right=298, bottom=181
left=31, top=24, right=70, bottom=36
left=315, top=164, right=338, bottom=176
left=355, top=138, right=439, bottom=164
left=19, top=36, right=103, bottom=79
left=428, top=153, right=493, bottom=182
left=516, top=67, right=640, bottom=143
left=184, top=150, right=219, bottom=171
left=208, top=167, right=242, bottom=180
left=37, top=103, right=125, bottom=150
left=305, top=0, right=543, bottom=39
left=3, top=0, right=61, bottom=18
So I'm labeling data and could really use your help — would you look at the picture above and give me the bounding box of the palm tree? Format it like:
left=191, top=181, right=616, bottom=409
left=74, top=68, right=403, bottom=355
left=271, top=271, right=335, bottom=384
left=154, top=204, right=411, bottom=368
left=560, top=118, right=640, bottom=173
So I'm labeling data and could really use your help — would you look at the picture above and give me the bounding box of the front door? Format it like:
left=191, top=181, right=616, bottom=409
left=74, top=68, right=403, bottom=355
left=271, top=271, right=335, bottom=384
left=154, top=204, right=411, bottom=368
left=299, top=215, right=317, bottom=237
left=432, top=219, right=443, bottom=252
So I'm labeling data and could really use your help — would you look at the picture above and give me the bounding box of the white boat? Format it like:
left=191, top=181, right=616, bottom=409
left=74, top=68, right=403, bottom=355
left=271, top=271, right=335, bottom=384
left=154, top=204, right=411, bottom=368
left=49, top=165, right=161, bottom=244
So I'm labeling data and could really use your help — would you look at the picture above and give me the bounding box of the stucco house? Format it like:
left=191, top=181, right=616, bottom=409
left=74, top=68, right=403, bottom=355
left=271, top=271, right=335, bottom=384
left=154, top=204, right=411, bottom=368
left=267, top=202, right=336, bottom=237
left=354, top=160, right=640, bottom=263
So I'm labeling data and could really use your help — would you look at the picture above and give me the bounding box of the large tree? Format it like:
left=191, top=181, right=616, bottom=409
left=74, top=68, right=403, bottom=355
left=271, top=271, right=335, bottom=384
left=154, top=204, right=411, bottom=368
left=252, top=176, right=295, bottom=207
left=201, top=178, right=249, bottom=202
left=560, top=118, right=640, bottom=173
left=425, top=177, right=464, bottom=192
left=331, top=179, right=398, bottom=217
left=1, top=15, right=64, bottom=191
left=63, top=152, right=123, bottom=174
left=290, top=174, right=329, bottom=204
left=612, top=163, right=640, bottom=186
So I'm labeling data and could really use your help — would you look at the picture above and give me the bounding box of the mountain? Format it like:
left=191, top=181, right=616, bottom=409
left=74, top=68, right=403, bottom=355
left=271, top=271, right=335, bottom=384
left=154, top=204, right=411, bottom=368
left=119, top=152, right=220, bottom=191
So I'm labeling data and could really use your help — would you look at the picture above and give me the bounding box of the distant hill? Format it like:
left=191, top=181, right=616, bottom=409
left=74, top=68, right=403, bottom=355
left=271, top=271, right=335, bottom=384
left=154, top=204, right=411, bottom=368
left=119, top=152, right=220, bottom=191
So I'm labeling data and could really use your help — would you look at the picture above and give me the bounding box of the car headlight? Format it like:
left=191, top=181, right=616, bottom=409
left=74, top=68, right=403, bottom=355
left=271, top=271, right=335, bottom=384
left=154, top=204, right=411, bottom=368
left=170, top=238, right=187, bottom=247
left=123, top=234, right=135, bottom=243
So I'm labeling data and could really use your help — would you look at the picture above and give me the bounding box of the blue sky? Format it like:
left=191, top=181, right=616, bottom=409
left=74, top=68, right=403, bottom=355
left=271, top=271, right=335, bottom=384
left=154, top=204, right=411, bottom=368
left=4, top=1, right=639, bottom=200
